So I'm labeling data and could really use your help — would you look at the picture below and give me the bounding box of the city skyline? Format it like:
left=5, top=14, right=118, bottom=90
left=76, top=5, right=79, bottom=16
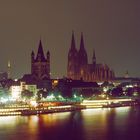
left=0, top=0, right=139, bottom=78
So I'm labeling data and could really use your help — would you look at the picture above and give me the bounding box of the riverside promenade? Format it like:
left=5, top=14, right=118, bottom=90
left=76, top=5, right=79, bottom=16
left=0, top=98, right=139, bottom=116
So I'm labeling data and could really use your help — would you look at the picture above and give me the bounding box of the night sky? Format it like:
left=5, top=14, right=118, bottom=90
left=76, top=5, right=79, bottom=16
left=0, top=0, right=139, bottom=79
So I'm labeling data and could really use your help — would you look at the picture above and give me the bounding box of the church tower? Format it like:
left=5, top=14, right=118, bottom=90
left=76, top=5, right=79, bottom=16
left=67, top=31, right=78, bottom=79
left=78, top=33, right=88, bottom=79
left=31, top=40, right=50, bottom=80
left=78, top=33, right=88, bottom=67
left=67, top=32, right=115, bottom=82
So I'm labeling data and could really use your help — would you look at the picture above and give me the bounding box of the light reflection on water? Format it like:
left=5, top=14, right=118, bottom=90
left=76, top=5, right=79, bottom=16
left=80, top=107, right=133, bottom=140
left=0, top=107, right=140, bottom=140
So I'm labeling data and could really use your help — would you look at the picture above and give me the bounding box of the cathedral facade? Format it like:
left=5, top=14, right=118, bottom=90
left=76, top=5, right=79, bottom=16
left=67, top=32, right=115, bottom=82
left=31, top=40, right=50, bottom=80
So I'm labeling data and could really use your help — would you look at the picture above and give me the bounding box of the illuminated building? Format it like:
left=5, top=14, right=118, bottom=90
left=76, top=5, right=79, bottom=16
left=67, top=32, right=115, bottom=82
left=51, top=78, right=99, bottom=98
left=10, top=81, right=38, bottom=99
left=11, top=85, right=21, bottom=99
left=20, top=82, right=38, bottom=95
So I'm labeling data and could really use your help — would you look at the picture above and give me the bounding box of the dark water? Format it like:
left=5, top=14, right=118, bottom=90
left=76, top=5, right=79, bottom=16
left=0, top=106, right=140, bottom=140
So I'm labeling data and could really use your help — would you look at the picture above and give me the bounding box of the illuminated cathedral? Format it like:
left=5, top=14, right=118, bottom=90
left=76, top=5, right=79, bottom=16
left=67, top=32, right=115, bottom=82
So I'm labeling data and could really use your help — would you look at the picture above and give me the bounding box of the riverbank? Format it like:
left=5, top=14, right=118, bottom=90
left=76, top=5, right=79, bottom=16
left=81, top=98, right=140, bottom=108
left=0, top=104, right=86, bottom=116
left=0, top=98, right=139, bottom=116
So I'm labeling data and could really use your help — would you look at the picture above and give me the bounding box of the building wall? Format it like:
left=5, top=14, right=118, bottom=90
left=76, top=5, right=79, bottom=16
left=11, top=82, right=38, bottom=99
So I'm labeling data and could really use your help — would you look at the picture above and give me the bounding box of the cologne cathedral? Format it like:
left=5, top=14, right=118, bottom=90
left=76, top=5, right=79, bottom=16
left=67, top=32, right=115, bottom=82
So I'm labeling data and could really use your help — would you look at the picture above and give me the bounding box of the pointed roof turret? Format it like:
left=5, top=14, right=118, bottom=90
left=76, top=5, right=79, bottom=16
left=36, top=40, right=46, bottom=61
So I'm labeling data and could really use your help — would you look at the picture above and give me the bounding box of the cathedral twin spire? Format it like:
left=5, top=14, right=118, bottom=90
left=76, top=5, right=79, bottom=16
left=70, top=31, right=86, bottom=51
left=71, top=31, right=86, bottom=51
left=71, top=31, right=85, bottom=51
left=70, top=31, right=95, bottom=65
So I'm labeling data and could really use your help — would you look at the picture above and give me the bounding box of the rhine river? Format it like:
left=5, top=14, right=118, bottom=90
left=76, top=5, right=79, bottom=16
left=0, top=106, right=140, bottom=140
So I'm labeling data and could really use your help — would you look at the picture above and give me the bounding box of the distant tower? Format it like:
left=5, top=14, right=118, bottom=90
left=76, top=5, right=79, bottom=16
left=92, top=49, right=96, bottom=68
left=67, top=31, right=79, bottom=79
left=7, top=60, right=11, bottom=79
left=31, top=40, right=50, bottom=80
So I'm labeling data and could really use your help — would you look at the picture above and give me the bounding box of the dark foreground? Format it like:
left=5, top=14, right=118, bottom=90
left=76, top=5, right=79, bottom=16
left=0, top=106, right=140, bottom=140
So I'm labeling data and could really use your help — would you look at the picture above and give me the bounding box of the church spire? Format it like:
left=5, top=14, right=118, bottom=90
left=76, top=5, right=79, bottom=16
left=67, top=31, right=78, bottom=80
left=79, top=32, right=85, bottom=50
left=36, top=40, right=46, bottom=61
left=78, top=32, right=88, bottom=65
left=71, top=31, right=76, bottom=50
